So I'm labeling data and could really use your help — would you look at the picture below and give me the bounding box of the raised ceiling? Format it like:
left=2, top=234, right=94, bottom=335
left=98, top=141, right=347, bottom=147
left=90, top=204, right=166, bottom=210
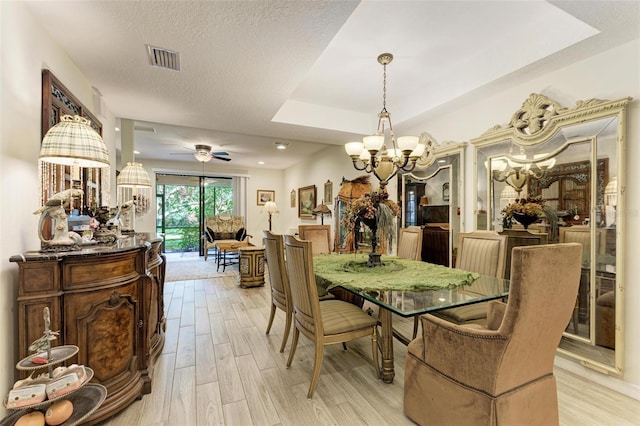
left=24, top=0, right=640, bottom=169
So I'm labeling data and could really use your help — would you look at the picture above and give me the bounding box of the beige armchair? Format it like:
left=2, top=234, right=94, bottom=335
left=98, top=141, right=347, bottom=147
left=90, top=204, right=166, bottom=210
left=202, top=214, right=252, bottom=260
left=404, top=243, right=582, bottom=425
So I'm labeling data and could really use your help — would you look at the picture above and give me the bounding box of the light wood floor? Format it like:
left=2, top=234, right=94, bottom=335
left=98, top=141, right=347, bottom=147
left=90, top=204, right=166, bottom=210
left=99, top=270, right=639, bottom=426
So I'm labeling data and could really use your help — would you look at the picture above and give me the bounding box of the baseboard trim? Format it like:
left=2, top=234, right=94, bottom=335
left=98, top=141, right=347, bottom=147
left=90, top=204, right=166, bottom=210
left=554, top=356, right=640, bottom=401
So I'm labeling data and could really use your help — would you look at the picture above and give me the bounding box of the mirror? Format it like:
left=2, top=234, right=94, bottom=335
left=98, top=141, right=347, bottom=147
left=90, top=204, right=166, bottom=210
left=472, top=93, right=630, bottom=375
left=400, top=139, right=465, bottom=267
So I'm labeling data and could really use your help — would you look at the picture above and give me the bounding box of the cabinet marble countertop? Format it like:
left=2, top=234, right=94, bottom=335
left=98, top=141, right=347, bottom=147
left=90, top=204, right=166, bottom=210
left=9, top=233, right=163, bottom=263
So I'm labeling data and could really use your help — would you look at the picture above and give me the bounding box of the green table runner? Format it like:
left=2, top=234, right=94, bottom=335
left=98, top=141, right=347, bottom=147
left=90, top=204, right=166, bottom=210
left=314, top=253, right=480, bottom=293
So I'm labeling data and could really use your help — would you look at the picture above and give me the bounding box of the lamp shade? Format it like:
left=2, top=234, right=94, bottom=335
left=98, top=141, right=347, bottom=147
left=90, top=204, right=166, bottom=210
left=40, top=115, right=110, bottom=167
left=117, top=162, right=151, bottom=187
left=263, top=201, right=278, bottom=214
left=312, top=203, right=332, bottom=216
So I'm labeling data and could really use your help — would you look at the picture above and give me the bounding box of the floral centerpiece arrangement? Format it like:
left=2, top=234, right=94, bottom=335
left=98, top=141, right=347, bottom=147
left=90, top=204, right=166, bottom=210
left=503, top=196, right=545, bottom=229
left=344, top=188, right=401, bottom=266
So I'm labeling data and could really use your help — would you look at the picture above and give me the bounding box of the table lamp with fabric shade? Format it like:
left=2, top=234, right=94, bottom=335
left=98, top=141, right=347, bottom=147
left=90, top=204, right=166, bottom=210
left=312, top=202, right=332, bottom=225
left=262, top=201, right=278, bottom=231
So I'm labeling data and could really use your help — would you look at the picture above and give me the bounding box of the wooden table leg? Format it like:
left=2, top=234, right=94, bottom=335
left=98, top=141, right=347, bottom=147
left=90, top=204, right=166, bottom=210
left=378, top=308, right=395, bottom=383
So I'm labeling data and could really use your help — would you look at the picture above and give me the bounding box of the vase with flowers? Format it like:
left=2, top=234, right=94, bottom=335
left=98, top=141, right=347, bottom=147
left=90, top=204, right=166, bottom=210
left=348, top=188, right=401, bottom=266
left=503, top=196, right=545, bottom=229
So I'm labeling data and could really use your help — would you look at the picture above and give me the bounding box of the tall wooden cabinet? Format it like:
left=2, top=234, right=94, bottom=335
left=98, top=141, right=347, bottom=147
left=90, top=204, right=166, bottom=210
left=10, top=234, right=165, bottom=424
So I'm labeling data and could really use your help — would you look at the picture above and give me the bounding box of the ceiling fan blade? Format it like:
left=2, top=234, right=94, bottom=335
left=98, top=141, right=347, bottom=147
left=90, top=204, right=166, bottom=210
left=211, top=151, right=229, bottom=156
left=212, top=155, right=231, bottom=162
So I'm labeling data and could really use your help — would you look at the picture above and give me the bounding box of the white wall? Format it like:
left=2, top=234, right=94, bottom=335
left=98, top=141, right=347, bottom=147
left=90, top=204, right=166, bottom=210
left=0, top=2, right=117, bottom=416
left=283, top=144, right=399, bottom=251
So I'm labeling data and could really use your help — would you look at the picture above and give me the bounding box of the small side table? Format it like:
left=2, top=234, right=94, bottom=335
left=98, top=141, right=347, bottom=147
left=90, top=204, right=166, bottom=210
left=238, top=246, right=265, bottom=288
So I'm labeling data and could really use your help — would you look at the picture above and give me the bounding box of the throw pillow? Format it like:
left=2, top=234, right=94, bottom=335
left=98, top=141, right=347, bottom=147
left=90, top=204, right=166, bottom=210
left=235, top=227, right=247, bottom=241
left=205, top=227, right=215, bottom=243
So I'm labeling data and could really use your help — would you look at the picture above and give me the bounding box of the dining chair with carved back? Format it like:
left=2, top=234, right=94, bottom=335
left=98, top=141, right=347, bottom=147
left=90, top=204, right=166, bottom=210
left=283, top=234, right=380, bottom=398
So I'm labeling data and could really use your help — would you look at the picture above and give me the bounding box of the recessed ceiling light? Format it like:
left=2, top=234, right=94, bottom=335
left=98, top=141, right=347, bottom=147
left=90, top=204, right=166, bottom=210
left=258, top=161, right=265, bottom=165
left=115, top=127, right=120, bottom=132
left=134, top=150, right=140, bottom=155
left=274, top=141, right=289, bottom=150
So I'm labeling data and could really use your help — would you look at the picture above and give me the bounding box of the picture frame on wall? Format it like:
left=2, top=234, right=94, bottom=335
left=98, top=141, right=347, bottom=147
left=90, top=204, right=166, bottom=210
left=257, top=190, right=275, bottom=206
left=298, top=185, right=317, bottom=218
left=324, top=180, right=333, bottom=204
left=290, top=189, right=296, bottom=208
left=442, top=182, right=450, bottom=202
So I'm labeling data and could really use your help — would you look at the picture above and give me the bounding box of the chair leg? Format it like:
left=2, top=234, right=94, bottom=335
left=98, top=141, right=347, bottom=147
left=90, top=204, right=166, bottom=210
left=572, top=298, right=580, bottom=334
left=412, top=316, right=420, bottom=339
left=265, top=304, right=276, bottom=335
left=342, top=342, right=347, bottom=351
left=280, top=310, right=293, bottom=353
left=307, top=344, right=325, bottom=398
left=286, top=328, right=300, bottom=367
left=371, top=326, right=381, bottom=379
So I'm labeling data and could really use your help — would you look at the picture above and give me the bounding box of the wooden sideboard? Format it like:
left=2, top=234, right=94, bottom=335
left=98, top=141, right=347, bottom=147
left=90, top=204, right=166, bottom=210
left=9, top=234, right=165, bottom=424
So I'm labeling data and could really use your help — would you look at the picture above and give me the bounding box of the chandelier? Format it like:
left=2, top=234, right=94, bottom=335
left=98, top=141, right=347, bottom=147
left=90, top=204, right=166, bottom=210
left=491, top=152, right=556, bottom=196
left=344, top=53, right=428, bottom=189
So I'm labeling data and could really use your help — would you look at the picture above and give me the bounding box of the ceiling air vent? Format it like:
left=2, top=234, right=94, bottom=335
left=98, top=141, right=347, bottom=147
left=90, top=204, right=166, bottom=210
left=146, top=45, right=180, bottom=71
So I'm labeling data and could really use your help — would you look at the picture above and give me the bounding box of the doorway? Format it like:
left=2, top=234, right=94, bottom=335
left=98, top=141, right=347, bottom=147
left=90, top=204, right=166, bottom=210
left=156, top=174, right=233, bottom=253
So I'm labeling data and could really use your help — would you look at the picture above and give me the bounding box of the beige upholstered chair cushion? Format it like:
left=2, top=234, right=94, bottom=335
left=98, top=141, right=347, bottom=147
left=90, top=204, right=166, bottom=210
left=298, top=225, right=331, bottom=255
left=429, top=231, right=507, bottom=326
left=457, top=236, right=504, bottom=277
left=397, top=226, right=422, bottom=261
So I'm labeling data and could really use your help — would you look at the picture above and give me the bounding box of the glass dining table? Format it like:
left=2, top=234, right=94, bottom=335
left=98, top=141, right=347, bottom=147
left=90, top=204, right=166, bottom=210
left=314, top=254, right=510, bottom=383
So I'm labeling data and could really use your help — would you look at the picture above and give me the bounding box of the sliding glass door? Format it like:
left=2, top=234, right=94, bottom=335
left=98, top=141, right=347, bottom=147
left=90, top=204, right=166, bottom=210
left=156, top=174, right=233, bottom=254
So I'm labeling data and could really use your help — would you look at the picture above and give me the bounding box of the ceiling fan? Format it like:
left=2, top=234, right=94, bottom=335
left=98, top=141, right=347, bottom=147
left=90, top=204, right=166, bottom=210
left=173, top=144, right=231, bottom=162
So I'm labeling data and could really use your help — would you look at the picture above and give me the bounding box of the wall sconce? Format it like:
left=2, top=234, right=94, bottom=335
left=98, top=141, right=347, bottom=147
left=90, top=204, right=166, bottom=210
left=491, top=153, right=555, bottom=196
left=262, top=201, right=278, bottom=231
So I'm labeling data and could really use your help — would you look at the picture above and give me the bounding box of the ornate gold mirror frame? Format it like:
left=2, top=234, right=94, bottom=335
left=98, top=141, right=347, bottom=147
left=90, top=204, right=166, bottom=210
left=472, top=93, right=631, bottom=375
left=400, top=138, right=466, bottom=267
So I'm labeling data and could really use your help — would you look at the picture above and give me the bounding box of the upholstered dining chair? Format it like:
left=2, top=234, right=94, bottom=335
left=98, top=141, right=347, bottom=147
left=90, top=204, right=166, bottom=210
left=427, top=230, right=508, bottom=329
left=263, top=230, right=293, bottom=353
left=404, top=243, right=583, bottom=426
left=283, top=235, right=380, bottom=398
left=397, top=226, right=423, bottom=261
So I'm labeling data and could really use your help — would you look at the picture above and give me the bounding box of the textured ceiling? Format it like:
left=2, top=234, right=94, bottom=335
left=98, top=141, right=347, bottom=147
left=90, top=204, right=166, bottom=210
left=24, top=0, right=640, bottom=170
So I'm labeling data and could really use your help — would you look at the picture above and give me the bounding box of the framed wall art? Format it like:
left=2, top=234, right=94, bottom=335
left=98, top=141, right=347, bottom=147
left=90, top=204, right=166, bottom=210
left=257, top=189, right=275, bottom=206
left=290, top=189, right=296, bottom=208
left=298, top=185, right=317, bottom=218
left=324, top=180, right=333, bottom=204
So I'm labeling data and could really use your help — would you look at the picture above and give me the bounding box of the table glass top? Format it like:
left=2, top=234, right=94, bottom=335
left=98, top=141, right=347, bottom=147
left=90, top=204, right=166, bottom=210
left=314, top=254, right=509, bottom=317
